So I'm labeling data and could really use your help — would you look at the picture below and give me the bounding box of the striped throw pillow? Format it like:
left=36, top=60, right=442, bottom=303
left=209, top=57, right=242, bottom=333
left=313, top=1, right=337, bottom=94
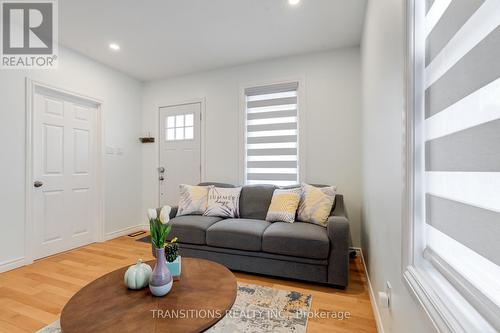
left=265, top=188, right=302, bottom=223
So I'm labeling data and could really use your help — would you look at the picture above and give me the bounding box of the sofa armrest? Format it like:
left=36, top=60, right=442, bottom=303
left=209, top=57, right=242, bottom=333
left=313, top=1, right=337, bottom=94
left=329, top=193, right=347, bottom=217
left=326, top=195, right=350, bottom=287
left=155, top=206, right=178, bottom=219
left=169, top=206, right=178, bottom=219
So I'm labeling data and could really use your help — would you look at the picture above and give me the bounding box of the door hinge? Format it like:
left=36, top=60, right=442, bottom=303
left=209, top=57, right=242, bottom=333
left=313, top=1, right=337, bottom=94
left=200, top=113, right=202, bottom=121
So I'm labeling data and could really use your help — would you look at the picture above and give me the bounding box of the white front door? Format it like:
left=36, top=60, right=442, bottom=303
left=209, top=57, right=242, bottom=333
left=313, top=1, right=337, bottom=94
left=159, top=102, right=202, bottom=206
left=33, top=88, right=99, bottom=259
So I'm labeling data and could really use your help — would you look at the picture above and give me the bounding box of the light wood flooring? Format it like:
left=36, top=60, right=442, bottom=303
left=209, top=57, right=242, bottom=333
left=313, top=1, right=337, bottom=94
left=0, top=235, right=377, bottom=333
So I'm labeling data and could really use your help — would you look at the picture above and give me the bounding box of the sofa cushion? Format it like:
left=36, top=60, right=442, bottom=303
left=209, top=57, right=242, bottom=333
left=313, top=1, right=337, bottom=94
left=198, top=182, right=235, bottom=188
left=239, top=185, right=276, bottom=220
left=262, top=222, right=330, bottom=259
left=206, top=218, right=271, bottom=251
left=170, top=215, right=223, bottom=245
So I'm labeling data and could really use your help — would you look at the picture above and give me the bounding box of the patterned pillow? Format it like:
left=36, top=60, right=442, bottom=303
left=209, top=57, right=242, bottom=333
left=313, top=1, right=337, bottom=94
left=297, top=183, right=337, bottom=227
left=176, top=184, right=209, bottom=216
left=266, top=188, right=301, bottom=223
left=204, top=187, right=242, bottom=218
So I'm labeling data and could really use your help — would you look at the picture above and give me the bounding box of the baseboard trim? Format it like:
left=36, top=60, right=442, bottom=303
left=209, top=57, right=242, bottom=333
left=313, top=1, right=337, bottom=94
left=355, top=247, right=385, bottom=333
left=0, top=226, right=149, bottom=273
left=103, top=224, right=148, bottom=241
left=0, top=257, right=26, bottom=273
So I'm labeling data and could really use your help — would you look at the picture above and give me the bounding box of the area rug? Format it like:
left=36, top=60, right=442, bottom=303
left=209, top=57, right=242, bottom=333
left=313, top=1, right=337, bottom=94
left=37, top=283, right=312, bottom=333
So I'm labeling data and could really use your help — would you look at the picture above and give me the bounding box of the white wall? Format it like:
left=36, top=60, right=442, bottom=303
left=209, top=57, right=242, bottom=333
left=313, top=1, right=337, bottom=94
left=0, top=47, right=143, bottom=271
left=142, top=48, right=363, bottom=246
left=361, top=0, right=436, bottom=332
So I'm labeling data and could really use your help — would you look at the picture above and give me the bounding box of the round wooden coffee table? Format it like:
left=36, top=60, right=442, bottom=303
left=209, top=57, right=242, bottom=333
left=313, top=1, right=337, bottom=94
left=60, top=258, right=237, bottom=333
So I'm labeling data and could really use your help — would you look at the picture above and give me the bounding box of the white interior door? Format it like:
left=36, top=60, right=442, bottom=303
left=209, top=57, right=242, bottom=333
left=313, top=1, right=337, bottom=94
left=159, top=102, right=202, bottom=206
left=33, top=87, right=99, bottom=259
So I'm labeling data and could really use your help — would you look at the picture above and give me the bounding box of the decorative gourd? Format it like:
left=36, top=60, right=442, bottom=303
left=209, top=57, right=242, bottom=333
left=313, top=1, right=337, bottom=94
left=124, top=259, right=152, bottom=290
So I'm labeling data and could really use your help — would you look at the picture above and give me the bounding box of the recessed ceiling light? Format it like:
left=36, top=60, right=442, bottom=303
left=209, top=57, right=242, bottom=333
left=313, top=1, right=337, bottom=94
left=109, top=43, right=120, bottom=51
left=288, top=0, right=301, bottom=6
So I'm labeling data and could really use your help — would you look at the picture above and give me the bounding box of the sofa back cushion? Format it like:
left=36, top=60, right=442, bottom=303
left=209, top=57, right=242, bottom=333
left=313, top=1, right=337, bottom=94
left=239, top=184, right=276, bottom=220
left=198, top=182, right=235, bottom=188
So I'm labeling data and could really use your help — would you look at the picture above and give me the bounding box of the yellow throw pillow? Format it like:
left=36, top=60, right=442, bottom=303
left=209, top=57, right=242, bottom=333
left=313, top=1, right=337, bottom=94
left=176, top=184, right=209, bottom=216
left=266, top=188, right=301, bottom=223
left=297, top=183, right=337, bottom=227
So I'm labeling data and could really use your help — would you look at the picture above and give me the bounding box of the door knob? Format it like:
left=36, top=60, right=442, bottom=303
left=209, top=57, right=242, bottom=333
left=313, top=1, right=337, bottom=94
left=34, top=181, right=43, bottom=188
left=158, top=167, right=165, bottom=173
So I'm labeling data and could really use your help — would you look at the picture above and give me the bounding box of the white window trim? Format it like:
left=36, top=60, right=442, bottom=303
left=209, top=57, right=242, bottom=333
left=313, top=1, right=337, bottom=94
left=238, top=77, right=306, bottom=186
left=402, top=1, right=498, bottom=332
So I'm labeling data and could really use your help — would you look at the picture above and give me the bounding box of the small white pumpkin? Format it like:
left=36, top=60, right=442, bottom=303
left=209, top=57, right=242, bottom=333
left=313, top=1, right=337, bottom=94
left=124, top=259, right=152, bottom=290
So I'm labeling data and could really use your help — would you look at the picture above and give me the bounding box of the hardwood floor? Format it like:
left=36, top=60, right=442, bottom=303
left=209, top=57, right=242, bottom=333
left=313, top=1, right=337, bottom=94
left=0, top=235, right=377, bottom=332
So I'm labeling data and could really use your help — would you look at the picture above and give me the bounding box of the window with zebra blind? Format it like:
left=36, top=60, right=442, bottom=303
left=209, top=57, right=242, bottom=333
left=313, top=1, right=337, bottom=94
left=405, top=0, right=500, bottom=331
left=243, top=82, right=300, bottom=186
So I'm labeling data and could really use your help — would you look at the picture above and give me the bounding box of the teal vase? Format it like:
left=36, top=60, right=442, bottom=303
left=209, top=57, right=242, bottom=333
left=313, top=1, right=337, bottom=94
left=166, top=256, right=182, bottom=278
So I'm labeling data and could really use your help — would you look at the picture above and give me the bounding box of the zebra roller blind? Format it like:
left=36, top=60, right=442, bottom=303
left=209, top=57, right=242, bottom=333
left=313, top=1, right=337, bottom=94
left=244, top=82, right=299, bottom=186
left=423, top=0, right=500, bottom=315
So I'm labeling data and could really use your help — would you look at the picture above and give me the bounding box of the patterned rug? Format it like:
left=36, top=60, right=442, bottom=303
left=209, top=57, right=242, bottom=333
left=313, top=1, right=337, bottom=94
left=37, top=283, right=312, bottom=333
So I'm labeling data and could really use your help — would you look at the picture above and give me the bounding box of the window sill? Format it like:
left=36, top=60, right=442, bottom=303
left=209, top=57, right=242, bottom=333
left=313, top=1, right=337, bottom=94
left=403, top=265, right=496, bottom=333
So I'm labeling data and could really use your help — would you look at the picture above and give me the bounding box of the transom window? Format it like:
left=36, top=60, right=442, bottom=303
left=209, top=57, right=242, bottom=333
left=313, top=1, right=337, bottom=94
left=243, top=82, right=300, bottom=186
left=166, top=113, right=194, bottom=141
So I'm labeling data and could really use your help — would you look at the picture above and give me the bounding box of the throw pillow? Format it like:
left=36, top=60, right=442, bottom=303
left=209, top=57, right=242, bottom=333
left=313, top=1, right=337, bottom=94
left=176, top=184, right=209, bottom=216
left=204, top=186, right=242, bottom=218
left=297, top=183, right=337, bottom=227
left=265, top=188, right=301, bottom=223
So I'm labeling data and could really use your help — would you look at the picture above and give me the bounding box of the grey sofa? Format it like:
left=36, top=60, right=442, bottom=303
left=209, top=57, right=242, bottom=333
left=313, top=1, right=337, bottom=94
left=167, top=183, right=351, bottom=288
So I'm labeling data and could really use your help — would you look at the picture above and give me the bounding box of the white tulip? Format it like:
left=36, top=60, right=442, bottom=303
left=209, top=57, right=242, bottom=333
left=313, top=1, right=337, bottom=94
left=147, top=208, right=157, bottom=220
left=159, top=205, right=172, bottom=224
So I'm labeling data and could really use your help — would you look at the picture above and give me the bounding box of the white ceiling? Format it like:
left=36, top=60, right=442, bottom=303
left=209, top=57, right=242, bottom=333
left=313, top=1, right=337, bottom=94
left=60, top=0, right=367, bottom=81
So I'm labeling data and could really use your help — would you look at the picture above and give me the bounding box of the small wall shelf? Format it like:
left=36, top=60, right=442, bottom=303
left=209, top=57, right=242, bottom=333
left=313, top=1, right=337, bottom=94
left=139, top=137, right=155, bottom=143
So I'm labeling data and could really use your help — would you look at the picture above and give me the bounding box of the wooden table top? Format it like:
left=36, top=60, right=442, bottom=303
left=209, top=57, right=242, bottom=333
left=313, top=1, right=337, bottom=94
left=60, top=258, right=237, bottom=333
